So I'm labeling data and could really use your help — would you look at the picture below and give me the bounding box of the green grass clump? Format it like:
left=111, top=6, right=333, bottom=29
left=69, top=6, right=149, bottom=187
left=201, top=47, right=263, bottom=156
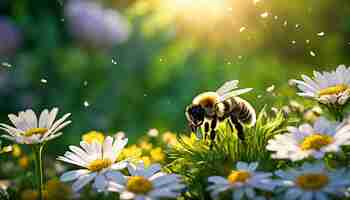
left=166, top=108, right=291, bottom=200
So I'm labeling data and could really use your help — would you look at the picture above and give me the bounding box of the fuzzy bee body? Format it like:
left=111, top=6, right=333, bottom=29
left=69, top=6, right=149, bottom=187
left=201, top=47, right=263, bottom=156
left=185, top=80, right=256, bottom=143
left=216, top=97, right=256, bottom=126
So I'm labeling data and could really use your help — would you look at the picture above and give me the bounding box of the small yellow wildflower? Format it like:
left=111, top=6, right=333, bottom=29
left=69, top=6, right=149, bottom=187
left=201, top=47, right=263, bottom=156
left=141, top=156, right=152, bottom=166
left=150, top=147, right=165, bottom=163
left=139, top=141, right=153, bottom=151
left=46, top=179, right=72, bottom=200
left=21, top=189, right=48, bottom=200
left=118, top=145, right=143, bottom=161
left=12, top=144, right=22, bottom=157
left=19, top=156, right=30, bottom=169
left=162, top=132, right=178, bottom=146
left=82, top=131, right=105, bottom=144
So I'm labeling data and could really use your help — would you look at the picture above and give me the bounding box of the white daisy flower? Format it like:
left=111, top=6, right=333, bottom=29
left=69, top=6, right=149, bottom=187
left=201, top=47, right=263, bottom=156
left=108, top=163, right=186, bottom=200
left=291, top=65, right=350, bottom=105
left=58, top=136, right=128, bottom=192
left=0, top=108, right=71, bottom=144
left=266, top=117, right=350, bottom=161
left=275, top=162, right=350, bottom=200
left=207, top=162, right=276, bottom=200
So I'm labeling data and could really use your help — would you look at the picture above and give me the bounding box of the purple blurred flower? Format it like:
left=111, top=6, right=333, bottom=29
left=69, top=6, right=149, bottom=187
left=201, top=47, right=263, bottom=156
left=0, top=17, right=22, bottom=57
left=65, top=0, right=130, bottom=49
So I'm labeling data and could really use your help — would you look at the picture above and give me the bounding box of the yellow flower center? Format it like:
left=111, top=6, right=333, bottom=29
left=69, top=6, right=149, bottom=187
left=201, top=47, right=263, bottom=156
left=296, top=173, right=329, bottom=190
left=126, top=176, right=153, bottom=194
left=319, top=84, right=349, bottom=96
left=87, top=159, right=112, bottom=172
left=227, top=170, right=251, bottom=184
left=82, top=131, right=105, bottom=144
left=23, top=128, right=48, bottom=137
left=300, top=134, right=333, bottom=151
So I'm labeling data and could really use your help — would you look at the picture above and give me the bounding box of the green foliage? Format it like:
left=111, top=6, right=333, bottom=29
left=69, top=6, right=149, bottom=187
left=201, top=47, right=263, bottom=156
left=166, top=108, right=290, bottom=199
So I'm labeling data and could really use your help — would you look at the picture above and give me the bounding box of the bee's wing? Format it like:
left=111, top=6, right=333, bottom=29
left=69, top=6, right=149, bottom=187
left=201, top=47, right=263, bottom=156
left=218, top=88, right=253, bottom=101
left=216, top=80, right=239, bottom=96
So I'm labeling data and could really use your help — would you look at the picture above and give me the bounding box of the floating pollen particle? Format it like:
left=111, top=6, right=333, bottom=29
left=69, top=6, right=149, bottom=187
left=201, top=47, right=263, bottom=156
left=283, top=21, right=288, bottom=27
left=260, top=12, right=269, bottom=18
left=317, top=32, right=325, bottom=36
left=84, top=101, right=90, bottom=107
left=310, top=51, right=316, bottom=57
left=239, top=27, right=246, bottom=32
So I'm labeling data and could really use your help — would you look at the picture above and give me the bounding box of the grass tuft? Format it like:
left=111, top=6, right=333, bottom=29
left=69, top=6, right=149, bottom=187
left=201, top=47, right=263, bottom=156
left=166, top=107, right=291, bottom=199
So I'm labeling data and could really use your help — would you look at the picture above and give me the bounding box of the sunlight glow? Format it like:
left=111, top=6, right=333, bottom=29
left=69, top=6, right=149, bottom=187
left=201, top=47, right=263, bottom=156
left=161, top=0, right=231, bottom=27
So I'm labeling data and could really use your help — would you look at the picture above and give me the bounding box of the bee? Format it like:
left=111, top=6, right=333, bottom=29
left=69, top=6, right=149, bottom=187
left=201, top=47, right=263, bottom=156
left=185, top=80, right=256, bottom=142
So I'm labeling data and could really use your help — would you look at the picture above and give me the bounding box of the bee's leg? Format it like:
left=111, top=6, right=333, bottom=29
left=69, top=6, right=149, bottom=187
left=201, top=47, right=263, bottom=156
left=204, top=122, right=210, bottom=140
left=227, top=119, right=234, bottom=133
left=209, top=117, right=218, bottom=148
left=210, top=118, right=217, bottom=140
left=230, top=115, right=245, bottom=141
left=189, top=123, right=196, bottom=133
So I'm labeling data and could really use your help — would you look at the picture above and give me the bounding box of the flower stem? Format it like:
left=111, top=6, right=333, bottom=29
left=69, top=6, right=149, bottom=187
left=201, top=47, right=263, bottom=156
left=324, top=104, right=344, bottom=121
left=33, top=145, right=44, bottom=200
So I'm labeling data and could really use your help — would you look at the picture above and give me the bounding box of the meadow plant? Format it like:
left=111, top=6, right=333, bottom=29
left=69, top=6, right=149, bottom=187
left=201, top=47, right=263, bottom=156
left=2, top=65, right=350, bottom=200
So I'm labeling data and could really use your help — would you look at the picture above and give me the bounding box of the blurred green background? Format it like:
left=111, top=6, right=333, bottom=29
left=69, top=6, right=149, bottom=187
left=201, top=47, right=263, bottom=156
left=0, top=0, right=349, bottom=153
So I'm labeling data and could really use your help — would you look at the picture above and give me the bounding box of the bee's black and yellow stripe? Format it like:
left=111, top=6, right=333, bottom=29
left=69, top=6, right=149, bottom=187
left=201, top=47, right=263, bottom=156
left=217, top=97, right=255, bottom=126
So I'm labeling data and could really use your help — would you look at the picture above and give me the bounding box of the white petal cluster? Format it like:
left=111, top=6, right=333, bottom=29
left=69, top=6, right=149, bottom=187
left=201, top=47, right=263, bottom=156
left=207, top=162, right=276, bottom=200
left=267, top=117, right=350, bottom=161
left=292, top=65, right=350, bottom=105
left=108, top=163, right=186, bottom=200
left=58, top=136, right=128, bottom=192
left=0, top=108, right=71, bottom=144
left=275, top=162, right=350, bottom=200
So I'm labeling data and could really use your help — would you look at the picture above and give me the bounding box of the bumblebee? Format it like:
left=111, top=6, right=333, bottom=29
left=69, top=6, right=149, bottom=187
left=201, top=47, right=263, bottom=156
left=185, top=80, right=256, bottom=142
